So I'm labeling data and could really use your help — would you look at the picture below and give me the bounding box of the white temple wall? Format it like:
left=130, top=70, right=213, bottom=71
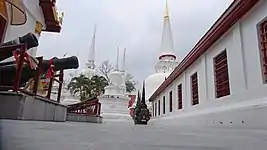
left=184, top=58, right=202, bottom=107
left=4, top=0, right=45, bottom=58
left=164, top=82, right=172, bottom=115
left=205, top=31, right=232, bottom=101
left=151, top=96, right=267, bottom=130
left=240, top=0, right=267, bottom=90
left=180, top=73, right=187, bottom=109
left=152, top=0, right=267, bottom=124
left=169, top=73, right=183, bottom=111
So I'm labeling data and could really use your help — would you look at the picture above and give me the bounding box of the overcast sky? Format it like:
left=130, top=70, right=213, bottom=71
left=37, top=0, right=233, bottom=85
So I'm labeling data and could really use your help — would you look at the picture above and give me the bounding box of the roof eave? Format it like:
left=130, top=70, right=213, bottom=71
left=39, top=0, right=62, bottom=33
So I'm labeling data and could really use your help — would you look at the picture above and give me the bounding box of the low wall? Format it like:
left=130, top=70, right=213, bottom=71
left=0, top=92, right=67, bottom=122
left=151, top=97, right=267, bottom=130
left=66, top=113, right=102, bottom=123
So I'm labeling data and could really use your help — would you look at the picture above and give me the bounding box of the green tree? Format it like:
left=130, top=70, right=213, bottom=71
left=67, top=74, right=92, bottom=101
left=90, top=75, right=108, bottom=97
left=125, top=73, right=136, bottom=93
left=67, top=74, right=108, bottom=101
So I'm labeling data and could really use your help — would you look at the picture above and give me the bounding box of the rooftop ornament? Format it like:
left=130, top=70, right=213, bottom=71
left=57, top=12, right=64, bottom=26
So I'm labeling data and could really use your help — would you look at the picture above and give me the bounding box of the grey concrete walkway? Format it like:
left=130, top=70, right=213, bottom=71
left=1, top=119, right=267, bottom=150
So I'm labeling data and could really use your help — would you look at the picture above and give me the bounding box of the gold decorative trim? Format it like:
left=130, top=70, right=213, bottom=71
left=52, top=6, right=58, bottom=23
left=52, top=6, right=64, bottom=25
left=35, top=21, right=43, bottom=35
left=164, top=0, right=169, bottom=18
left=0, top=0, right=7, bottom=19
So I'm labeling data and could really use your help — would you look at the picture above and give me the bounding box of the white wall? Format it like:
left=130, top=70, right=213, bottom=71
left=151, top=96, right=267, bottom=130
left=3, top=0, right=45, bottom=60
left=151, top=0, right=267, bottom=129
left=99, top=96, right=132, bottom=121
left=240, top=0, right=267, bottom=89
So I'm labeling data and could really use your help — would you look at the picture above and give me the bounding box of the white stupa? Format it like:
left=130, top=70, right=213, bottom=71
left=59, top=25, right=97, bottom=105
left=145, top=1, right=178, bottom=111
left=80, top=24, right=97, bottom=79
left=99, top=48, right=132, bottom=122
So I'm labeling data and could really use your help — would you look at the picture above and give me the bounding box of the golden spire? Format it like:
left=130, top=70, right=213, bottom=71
left=164, top=0, right=169, bottom=18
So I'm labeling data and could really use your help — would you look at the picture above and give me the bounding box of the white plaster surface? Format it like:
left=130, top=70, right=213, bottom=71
left=151, top=0, right=267, bottom=126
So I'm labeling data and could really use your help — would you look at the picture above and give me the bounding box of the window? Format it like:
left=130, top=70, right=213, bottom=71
left=191, top=72, right=199, bottom=105
left=214, top=50, right=230, bottom=98
left=177, top=84, right=182, bottom=109
left=152, top=104, right=155, bottom=117
left=163, top=96, right=166, bottom=114
left=169, top=91, right=173, bottom=112
left=0, top=17, right=6, bottom=43
left=259, top=19, right=267, bottom=83
left=155, top=102, right=157, bottom=117
left=158, top=100, right=160, bottom=116
left=0, top=1, right=7, bottom=43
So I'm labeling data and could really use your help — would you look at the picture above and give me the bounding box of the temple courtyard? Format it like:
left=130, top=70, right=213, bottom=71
left=1, top=119, right=267, bottom=150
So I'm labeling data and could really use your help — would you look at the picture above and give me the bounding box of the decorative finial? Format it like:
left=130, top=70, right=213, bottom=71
left=136, top=90, right=141, bottom=107
left=58, top=12, right=64, bottom=25
left=121, top=48, right=126, bottom=72
left=93, top=23, right=97, bottom=35
left=115, top=46, right=119, bottom=71
left=87, top=24, right=97, bottom=69
left=141, top=80, right=146, bottom=106
left=165, top=0, right=169, bottom=18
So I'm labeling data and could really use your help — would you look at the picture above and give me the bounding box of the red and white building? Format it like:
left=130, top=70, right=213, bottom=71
left=149, top=0, right=267, bottom=129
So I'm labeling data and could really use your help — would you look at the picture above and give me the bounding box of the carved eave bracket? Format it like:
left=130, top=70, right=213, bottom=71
left=39, top=0, right=62, bottom=33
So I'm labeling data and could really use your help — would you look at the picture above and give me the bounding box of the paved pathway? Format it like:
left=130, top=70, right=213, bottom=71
left=1, top=120, right=267, bottom=150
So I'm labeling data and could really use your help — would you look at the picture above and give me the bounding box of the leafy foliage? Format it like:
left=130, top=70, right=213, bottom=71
left=125, top=73, right=136, bottom=93
left=67, top=74, right=108, bottom=101
left=90, top=75, right=109, bottom=96
left=125, top=80, right=136, bottom=93
left=67, top=75, right=91, bottom=101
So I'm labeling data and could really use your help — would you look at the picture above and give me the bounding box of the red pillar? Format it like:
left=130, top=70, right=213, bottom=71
left=57, top=70, right=64, bottom=103
left=33, top=57, right=43, bottom=94
left=13, top=44, right=26, bottom=92
left=46, top=74, right=54, bottom=99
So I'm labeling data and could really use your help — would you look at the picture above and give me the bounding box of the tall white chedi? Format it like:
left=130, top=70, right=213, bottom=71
left=60, top=25, right=97, bottom=105
left=99, top=47, right=132, bottom=122
left=80, top=24, right=97, bottom=78
left=145, top=0, right=178, bottom=110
